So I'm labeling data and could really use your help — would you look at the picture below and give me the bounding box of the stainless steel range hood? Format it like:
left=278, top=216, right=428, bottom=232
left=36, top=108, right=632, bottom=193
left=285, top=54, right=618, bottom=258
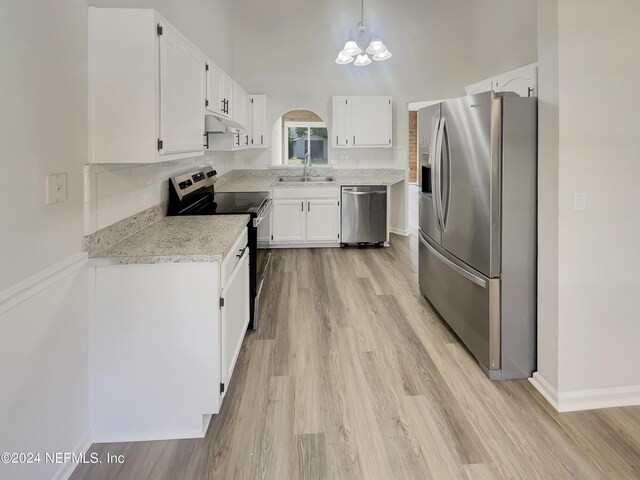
left=205, top=114, right=247, bottom=134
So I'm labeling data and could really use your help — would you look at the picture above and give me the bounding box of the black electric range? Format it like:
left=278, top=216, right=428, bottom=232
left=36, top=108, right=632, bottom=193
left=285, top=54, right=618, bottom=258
left=167, top=166, right=272, bottom=330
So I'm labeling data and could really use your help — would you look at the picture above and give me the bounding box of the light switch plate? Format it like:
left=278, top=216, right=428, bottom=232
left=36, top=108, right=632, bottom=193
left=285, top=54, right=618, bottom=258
left=573, top=191, right=587, bottom=212
left=46, top=173, right=67, bottom=205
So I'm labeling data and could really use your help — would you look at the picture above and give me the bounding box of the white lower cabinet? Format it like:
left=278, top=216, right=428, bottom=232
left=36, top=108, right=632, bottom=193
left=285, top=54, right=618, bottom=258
left=271, top=188, right=340, bottom=246
left=272, top=199, right=306, bottom=242
left=220, top=235, right=250, bottom=393
left=90, top=228, right=249, bottom=443
left=306, top=199, right=340, bottom=242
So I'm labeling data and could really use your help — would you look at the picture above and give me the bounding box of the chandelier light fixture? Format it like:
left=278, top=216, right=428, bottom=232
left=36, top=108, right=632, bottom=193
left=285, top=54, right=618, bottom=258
left=336, top=0, right=392, bottom=66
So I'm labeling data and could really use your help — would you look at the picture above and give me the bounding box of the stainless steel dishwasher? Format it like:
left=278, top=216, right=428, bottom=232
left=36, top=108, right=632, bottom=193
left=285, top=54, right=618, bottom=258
left=341, top=185, right=387, bottom=246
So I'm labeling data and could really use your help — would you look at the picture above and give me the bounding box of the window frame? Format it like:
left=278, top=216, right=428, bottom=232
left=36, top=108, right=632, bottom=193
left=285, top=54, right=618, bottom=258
left=283, top=121, right=328, bottom=166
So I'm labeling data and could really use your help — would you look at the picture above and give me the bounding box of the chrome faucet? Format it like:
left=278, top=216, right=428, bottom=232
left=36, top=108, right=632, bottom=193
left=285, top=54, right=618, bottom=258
left=304, top=152, right=311, bottom=179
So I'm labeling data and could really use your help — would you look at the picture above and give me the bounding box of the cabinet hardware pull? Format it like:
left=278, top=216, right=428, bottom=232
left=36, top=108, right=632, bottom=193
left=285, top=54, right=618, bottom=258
left=236, top=246, right=247, bottom=258
left=261, top=134, right=263, bottom=144
left=301, top=201, right=303, bottom=211
left=353, top=135, right=356, bottom=144
left=308, top=201, right=310, bottom=211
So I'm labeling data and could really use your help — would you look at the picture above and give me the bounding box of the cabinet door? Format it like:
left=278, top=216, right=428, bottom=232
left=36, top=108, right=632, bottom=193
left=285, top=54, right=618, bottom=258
left=223, top=74, right=234, bottom=120
left=332, top=96, right=352, bottom=147
left=494, top=64, right=538, bottom=97
left=233, top=84, right=248, bottom=129
left=465, top=78, right=493, bottom=96
left=306, top=199, right=339, bottom=242
left=250, top=95, right=270, bottom=148
left=257, top=208, right=271, bottom=244
left=220, top=248, right=250, bottom=392
left=272, top=199, right=306, bottom=242
left=159, top=22, right=205, bottom=155
left=206, top=62, right=225, bottom=116
left=230, top=133, right=244, bottom=151
left=351, top=96, right=392, bottom=147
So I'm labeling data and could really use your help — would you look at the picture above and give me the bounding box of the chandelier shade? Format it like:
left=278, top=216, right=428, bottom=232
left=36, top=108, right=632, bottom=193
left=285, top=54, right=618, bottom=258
left=336, top=0, right=391, bottom=66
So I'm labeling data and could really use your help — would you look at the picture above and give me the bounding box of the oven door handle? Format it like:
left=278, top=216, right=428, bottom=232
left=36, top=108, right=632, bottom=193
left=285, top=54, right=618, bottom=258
left=253, top=198, right=273, bottom=227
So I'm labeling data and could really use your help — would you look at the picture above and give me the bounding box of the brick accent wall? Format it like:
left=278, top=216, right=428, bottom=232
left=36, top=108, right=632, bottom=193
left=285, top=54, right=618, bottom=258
left=408, top=111, right=417, bottom=183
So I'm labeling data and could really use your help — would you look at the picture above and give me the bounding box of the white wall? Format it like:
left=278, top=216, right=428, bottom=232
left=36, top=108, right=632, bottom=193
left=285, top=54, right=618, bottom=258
left=0, top=1, right=91, bottom=478
left=231, top=0, right=537, bottom=169
left=89, top=0, right=233, bottom=72
left=0, top=0, right=87, bottom=292
left=534, top=0, right=640, bottom=411
left=556, top=0, right=640, bottom=393
left=468, top=0, right=538, bottom=81
left=84, top=153, right=234, bottom=234
left=0, top=263, right=90, bottom=480
left=0, top=1, right=234, bottom=478
left=535, top=0, right=560, bottom=395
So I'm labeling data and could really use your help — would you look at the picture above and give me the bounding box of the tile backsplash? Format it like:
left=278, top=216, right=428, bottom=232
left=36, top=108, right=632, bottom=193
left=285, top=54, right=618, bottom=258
left=235, top=146, right=406, bottom=170
left=84, top=151, right=234, bottom=235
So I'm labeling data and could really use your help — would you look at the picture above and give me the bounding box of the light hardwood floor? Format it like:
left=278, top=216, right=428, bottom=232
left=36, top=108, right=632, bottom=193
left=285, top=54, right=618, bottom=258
left=72, top=235, right=640, bottom=480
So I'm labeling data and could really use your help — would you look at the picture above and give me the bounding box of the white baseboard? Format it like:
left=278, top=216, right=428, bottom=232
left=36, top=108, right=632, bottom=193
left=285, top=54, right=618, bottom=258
left=267, top=243, right=340, bottom=249
left=52, top=431, right=92, bottom=480
left=530, top=372, right=640, bottom=412
left=0, top=252, right=87, bottom=315
left=390, top=227, right=411, bottom=236
left=92, top=427, right=206, bottom=444
left=529, top=372, right=559, bottom=410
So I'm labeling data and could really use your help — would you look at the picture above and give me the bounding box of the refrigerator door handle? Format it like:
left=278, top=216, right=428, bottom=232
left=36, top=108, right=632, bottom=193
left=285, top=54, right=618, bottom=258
left=433, top=118, right=445, bottom=232
left=441, top=117, right=452, bottom=230
left=419, top=231, right=487, bottom=288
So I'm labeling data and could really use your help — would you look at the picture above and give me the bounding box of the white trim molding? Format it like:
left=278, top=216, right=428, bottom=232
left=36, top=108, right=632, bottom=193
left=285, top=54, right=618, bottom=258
left=52, top=432, right=92, bottom=480
left=530, top=372, right=640, bottom=412
left=0, top=252, right=88, bottom=315
left=529, top=372, right=559, bottom=410
left=389, top=227, right=411, bottom=236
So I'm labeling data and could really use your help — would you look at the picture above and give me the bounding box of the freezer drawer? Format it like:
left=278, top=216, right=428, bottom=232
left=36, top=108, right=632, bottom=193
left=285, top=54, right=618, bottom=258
left=418, top=230, right=500, bottom=372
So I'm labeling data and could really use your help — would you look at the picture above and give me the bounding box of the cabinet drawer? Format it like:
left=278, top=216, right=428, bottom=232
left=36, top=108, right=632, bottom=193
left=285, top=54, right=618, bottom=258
left=273, top=187, right=339, bottom=199
left=222, top=228, right=248, bottom=286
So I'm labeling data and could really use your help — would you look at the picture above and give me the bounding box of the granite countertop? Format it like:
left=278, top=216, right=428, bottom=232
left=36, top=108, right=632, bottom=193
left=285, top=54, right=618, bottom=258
left=90, top=215, right=249, bottom=265
left=216, top=174, right=404, bottom=193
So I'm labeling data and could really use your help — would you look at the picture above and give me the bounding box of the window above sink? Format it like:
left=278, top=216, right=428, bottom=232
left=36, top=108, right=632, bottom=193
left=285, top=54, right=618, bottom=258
left=273, top=109, right=329, bottom=167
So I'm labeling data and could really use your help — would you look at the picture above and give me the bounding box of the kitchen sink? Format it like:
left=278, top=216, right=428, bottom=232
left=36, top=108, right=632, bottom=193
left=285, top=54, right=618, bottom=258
left=278, top=176, right=336, bottom=183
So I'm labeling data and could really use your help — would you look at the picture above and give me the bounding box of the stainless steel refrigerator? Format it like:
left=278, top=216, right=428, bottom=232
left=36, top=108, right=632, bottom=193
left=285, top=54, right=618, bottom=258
left=417, top=91, right=537, bottom=380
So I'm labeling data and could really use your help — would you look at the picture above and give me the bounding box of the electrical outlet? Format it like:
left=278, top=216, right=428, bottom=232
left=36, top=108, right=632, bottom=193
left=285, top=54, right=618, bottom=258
left=573, top=191, right=587, bottom=212
left=46, top=173, right=67, bottom=205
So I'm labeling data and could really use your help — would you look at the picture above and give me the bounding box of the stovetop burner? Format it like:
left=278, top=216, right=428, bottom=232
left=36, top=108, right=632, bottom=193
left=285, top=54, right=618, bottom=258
left=212, top=192, right=270, bottom=214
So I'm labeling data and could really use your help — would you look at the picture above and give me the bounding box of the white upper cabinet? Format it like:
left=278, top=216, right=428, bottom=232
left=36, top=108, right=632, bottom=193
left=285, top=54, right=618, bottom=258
left=249, top=95, right=270, bottom=148
left=332, top=96, right=352, bottom=147
left=494, top=64, right=538, bottom=97
left=223, top=73, right=234, bottom=119
left=89, top=8, right=205, bottom=164
left=233, top=84, right=249, bottom=130
left=206, top=62, right=226, bottom=117
left=159, top=21, right=206, bottom=155
left=465, top=63, right=538, bottom=97
left=332, top=96, right=392, bottom=148
left=205, top=63, right=235, bottom=119
left=465, top=78, right=494, bottom=96
left=351, top=96, right=392, bottom=147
